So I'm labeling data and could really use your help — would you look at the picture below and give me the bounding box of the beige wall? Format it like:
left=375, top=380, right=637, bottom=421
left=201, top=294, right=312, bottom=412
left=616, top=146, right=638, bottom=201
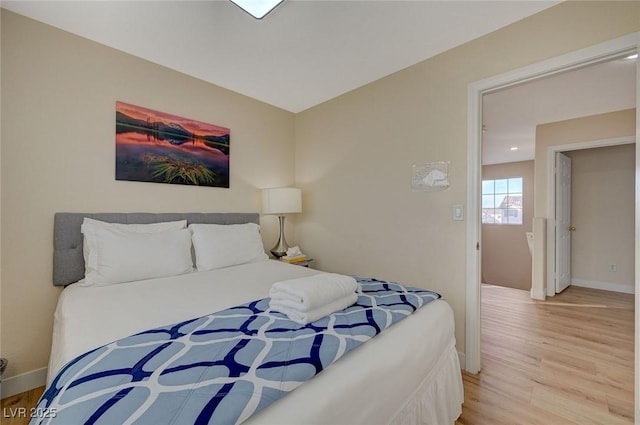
left=534, top=109, right=636, bottom=294
left=481, top=161, right=534, bottom=291
left=566, top=144, right=635, bottom=292
left=0, top=11, right=296, bottom=378
left=1, top=1, right=640, bottom=383
left=295, top=2, right=640, bottom=355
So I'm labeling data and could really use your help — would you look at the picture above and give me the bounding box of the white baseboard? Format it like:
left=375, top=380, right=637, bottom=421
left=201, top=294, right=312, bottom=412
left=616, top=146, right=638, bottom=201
left=0, top=368, right=47, bottom=399
left=530, top=287, right=546, bottom=300
left=457, top=351, right=466, bottom=370
left=572, top=278, right=635, bottom=294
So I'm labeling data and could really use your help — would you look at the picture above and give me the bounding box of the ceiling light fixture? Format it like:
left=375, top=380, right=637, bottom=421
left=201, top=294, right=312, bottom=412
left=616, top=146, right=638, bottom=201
left=510, top=147, right=519, bottom=151
left=626, top=53, right=638, bottom=60
left=230, top=0, right=284, bottom=19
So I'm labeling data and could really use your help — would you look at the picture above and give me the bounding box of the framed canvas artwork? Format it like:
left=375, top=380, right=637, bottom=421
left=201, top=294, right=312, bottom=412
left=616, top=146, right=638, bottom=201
left=115, top=101, right=230, bottom=188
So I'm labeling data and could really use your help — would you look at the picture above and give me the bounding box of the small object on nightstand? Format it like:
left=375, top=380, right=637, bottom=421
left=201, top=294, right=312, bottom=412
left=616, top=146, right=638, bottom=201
left=280, top=246, right=313, bottom=267
left=281, top=246, right=305, bottom=263
left=281, top=258, right=314, bottom=267
left=281, top=254, right=307, bottom=263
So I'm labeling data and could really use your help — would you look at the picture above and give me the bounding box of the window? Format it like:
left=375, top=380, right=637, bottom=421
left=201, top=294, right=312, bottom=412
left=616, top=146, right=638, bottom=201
left=482, top=177, right=523, bottom=225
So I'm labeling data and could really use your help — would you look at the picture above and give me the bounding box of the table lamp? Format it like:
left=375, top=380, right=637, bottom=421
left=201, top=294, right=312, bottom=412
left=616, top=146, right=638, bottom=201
left=261, top=187, right=302, bottom=258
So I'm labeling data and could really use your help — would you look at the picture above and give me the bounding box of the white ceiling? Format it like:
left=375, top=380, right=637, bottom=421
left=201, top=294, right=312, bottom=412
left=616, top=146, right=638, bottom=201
left=2, top=0, right=559, bottom=113
left=482, top=57, right=637, bottom=165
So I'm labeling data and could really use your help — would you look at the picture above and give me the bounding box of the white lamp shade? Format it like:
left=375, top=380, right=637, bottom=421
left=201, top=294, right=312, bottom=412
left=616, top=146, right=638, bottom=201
left=262, top=187, right=302, bottom=214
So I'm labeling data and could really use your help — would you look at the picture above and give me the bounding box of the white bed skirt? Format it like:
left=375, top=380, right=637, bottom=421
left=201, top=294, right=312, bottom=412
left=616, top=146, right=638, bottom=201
left=389, top=340, right=464, bottom=425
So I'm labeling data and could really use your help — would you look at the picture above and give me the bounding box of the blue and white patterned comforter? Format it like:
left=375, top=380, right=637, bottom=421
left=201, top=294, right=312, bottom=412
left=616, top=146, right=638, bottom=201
left=32, top=277, right=441, bottom=425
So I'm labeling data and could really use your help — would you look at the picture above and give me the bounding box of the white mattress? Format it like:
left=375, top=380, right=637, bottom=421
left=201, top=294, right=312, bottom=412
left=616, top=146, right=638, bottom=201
left=48, top=260, right=463, bottom=424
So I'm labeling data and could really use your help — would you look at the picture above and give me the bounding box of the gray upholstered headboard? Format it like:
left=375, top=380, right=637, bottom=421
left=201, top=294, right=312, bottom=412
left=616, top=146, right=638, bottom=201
left=53, top=212, right=260, bottom=286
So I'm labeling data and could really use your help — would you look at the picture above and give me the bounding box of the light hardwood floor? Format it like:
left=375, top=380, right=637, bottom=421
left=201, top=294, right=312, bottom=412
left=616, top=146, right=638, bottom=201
left=1, top=284, right=634, bottom=425
left=1, top=385, right=45, bottom=425
left=457, top=284, right=634, bottom=425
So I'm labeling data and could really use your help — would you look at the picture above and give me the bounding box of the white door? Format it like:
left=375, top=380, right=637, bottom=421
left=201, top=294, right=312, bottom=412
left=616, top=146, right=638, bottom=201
left=555, top=152, right=572, bottom=293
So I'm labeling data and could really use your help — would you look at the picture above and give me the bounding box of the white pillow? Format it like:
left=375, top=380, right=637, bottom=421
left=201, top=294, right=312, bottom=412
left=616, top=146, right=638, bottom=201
left=189, top=223, right=268, bottom=271
left=81, top=218, right=187, bottom=267
left=82, top=227, right=193, bottom=286
left=81, top=217, right=187, bottom=234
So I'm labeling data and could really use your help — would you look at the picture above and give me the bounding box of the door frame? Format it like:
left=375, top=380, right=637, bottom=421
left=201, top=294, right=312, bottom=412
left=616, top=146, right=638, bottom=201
left=465, top=32, right=639, bottom=380
left=546, top=136, right=635, bottom=297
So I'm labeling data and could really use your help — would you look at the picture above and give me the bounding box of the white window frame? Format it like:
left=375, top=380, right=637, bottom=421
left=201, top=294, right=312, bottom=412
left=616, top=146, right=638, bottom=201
left=481, top=177, right=523, bottom=225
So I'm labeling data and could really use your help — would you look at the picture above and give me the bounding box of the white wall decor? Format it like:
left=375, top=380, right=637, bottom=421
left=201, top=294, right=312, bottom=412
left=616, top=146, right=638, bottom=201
left=411, top=162, right=450, bottom=191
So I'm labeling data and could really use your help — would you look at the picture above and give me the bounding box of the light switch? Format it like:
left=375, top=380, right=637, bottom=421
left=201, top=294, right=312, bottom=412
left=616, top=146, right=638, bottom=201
left=453, top=204, right=464, bottom=221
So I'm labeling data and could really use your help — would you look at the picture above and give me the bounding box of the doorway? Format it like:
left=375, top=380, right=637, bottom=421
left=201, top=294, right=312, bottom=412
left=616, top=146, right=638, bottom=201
left=548, top=139, right=636, bottom=296
left=465, top=33, right=639, bottom=381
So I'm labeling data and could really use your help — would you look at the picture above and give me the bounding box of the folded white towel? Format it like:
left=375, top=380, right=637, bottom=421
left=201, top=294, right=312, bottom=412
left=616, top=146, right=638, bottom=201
left=270, top=293, right=358, bottom=324
left=269, top=273, right=358, bottom=312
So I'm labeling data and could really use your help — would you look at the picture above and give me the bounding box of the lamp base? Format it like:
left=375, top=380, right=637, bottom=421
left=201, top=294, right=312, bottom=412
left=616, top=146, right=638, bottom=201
left=270, top=215, right=289, bottom=258
left=270, top=248, right=288, bottom=258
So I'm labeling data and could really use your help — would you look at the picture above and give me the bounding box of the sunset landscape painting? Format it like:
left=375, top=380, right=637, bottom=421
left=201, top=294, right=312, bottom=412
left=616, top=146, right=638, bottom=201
left=116, top=101, right=230, bottom=188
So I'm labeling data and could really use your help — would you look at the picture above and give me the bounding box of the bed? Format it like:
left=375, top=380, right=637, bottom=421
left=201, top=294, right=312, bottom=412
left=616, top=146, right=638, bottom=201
left=38, top=212, right=463, bottom=425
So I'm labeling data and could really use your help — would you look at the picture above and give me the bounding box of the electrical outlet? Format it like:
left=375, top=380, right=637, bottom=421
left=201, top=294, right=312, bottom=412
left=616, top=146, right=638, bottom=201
left=608, top=264, right=617, bottom=272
